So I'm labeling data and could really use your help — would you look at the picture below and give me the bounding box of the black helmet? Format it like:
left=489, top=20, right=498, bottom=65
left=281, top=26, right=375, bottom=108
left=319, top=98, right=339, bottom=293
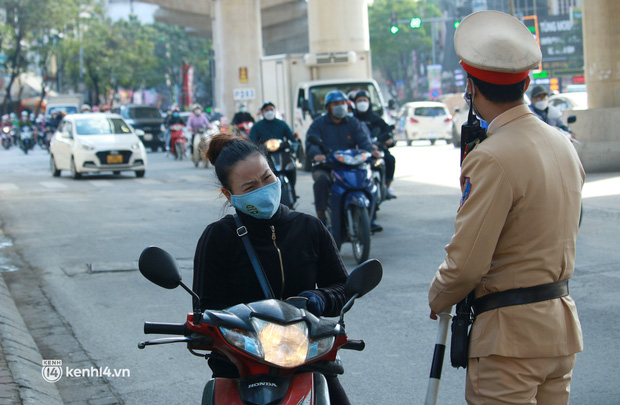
left=530, top=85, right=548, bottom=98
left=354, top=90, right=371, bottom=102
left=260, top=101, right=275, bottom=111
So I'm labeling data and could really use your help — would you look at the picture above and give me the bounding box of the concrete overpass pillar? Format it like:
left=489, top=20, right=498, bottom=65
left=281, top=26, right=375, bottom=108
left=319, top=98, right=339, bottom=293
left=568, top=0, right=620, bottom=172
left=582, top=0, right=620, bottom=108
left=212, top=0, right=263, bottom=119
left=307, top=0, right=370, bottom=54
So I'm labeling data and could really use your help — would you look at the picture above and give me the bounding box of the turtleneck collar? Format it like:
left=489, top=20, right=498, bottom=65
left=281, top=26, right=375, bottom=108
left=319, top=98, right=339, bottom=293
left=235, top=205, right=288, bottom=228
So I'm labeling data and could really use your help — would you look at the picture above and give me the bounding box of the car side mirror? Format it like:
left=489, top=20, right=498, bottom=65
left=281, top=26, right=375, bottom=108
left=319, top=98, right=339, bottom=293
left=135, top=129, right=145, bottom=136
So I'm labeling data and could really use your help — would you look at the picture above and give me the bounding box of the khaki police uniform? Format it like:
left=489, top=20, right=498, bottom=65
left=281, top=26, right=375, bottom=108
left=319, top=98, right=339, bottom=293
left=428, top=10, right=584, bottom=405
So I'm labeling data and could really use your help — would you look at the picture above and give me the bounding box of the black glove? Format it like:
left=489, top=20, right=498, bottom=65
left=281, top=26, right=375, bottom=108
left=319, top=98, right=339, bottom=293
left=298, top=290, right=325, bottom=316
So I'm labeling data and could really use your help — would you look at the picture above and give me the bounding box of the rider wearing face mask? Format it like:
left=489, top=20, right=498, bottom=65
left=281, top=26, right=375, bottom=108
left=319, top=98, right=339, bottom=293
left=305, top=90, right=381, bottom=225
left=249, top=102, right=296, bottom=144
left=231, top=102, right=256, bottom=126
left=353, top=90, right=397, bottom=200
left=529, top=85, right=570, bottom=132
left=193, top=133, right=351, bottom=404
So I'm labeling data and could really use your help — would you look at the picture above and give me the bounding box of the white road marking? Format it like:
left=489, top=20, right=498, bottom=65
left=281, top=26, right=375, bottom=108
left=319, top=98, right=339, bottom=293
left=0, top=183, right=19, bottom=191
left=39, top=181, right=67, bottom=189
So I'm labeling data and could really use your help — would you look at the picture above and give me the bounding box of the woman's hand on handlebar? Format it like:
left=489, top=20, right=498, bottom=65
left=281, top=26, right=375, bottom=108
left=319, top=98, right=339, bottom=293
left=314, top=154, right=326, bottom=163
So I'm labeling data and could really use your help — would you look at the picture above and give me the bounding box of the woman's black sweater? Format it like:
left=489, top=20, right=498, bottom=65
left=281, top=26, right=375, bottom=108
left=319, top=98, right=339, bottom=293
left=192, top=205, right=348, bottom=317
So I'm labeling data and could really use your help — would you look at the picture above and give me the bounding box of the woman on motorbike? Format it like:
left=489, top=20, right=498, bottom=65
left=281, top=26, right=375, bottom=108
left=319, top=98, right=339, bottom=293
left=192, top=132, right=351, bottom=404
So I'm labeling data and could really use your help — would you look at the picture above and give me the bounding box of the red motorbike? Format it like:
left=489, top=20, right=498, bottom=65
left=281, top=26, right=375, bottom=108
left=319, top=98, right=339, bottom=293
left=138, top=246, right=382, bottom=404
left=170, top=123, right=187, bottom=160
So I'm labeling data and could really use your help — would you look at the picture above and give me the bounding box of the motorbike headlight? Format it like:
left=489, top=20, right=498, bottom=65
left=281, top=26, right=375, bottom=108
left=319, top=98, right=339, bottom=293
left=252, top=318, right=309, bottom=368
left=307, top=335, right=335, bottom=361
left=2, top=127, right=9, bottom=134
left=264, top=139, right=282, bottom=152
left=80, top=143, right=96, bottom=151
left=335, top=151, right=371, bottom=165
left=220, top=327, right=263, bottom=358
left=160, top=124, right=166, bottom=132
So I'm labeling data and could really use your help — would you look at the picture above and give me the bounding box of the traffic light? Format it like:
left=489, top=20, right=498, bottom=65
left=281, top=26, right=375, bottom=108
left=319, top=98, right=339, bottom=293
left=410, top=17, right=422, bottom=29
left=454, top=21, right=461, bottom=29
left=390, top=12, right=399, bottom=34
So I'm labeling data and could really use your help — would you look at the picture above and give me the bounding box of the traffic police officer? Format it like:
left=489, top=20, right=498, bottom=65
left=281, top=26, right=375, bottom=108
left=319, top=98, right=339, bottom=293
left=428, top=11, right=584, bottom=404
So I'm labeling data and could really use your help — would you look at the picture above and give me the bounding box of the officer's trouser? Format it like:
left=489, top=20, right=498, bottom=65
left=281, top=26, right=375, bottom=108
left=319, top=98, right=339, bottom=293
left=465, top=354, right=576, bottom=405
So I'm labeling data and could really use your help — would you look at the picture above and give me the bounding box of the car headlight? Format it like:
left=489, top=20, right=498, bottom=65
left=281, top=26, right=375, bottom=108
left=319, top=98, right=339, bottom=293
left=221, top=318, right=334, bottom=368
left=264, top=139, right=282, bottom=152
left=131, top=142, right=142, bottom=150
left=80, top=143, right=96, bottom=151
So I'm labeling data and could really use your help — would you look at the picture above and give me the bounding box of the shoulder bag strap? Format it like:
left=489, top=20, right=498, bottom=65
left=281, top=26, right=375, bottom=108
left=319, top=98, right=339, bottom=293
left=233, top=214, right=275, bottom=299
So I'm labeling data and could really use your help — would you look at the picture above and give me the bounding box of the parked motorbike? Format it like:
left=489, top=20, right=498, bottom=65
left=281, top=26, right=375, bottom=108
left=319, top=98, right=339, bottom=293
left=19, top=125, right=35, bottom=154
left=137, top=246, right=382, bottom=405
left=170, top=123, right=187, bottom=160
left=264, top=138, right=298, bottom=209
left=1, top=124, right=13, bottom=149
left=308, top=135, right=378, bottom=264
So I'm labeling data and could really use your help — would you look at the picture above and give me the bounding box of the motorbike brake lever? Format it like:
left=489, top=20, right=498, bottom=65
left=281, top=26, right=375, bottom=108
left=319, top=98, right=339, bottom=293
left=138, top=336, right=192, bottom=349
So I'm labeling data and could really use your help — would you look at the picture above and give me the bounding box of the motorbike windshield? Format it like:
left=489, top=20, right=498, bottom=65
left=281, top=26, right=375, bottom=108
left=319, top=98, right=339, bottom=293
left=74, top=118, right=133, bottom=135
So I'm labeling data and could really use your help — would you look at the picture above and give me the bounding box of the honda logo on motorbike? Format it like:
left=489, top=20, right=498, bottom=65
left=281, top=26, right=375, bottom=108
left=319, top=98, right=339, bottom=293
left=247, top=381, right=278, bottom=389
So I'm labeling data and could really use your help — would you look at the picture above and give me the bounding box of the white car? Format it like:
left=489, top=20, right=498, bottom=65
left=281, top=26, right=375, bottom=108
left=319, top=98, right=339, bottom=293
left=395, top=101, right=453, bottom=146
left=50, top=113, right=147, bottom=179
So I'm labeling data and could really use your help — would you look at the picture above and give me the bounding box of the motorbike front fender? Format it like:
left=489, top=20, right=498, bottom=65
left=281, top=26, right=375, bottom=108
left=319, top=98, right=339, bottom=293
left=344, top=191, right=370, bottom=209
left=202, top=373, right=328, bottom=405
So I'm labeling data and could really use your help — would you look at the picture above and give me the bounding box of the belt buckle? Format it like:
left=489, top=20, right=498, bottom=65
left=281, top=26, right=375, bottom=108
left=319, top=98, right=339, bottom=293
left=236, top=226, right=248, bottom=237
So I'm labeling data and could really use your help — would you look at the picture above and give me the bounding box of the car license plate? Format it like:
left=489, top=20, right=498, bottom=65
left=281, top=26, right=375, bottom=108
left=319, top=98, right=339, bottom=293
left=107, top=154, right=123, bottom=164
left=143, top=133, right=153, bottom=141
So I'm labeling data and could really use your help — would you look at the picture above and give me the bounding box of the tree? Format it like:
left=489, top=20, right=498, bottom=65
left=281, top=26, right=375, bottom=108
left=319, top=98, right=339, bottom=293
left=368, top=0, right=441, bottom=101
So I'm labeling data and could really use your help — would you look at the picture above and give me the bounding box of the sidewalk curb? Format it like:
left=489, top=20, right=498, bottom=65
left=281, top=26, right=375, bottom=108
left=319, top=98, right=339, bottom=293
left=0, top=273, right=64, bottom=404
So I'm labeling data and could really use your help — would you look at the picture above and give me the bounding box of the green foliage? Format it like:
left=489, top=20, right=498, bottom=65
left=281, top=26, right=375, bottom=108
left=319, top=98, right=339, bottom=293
left=368, top=0, right=440, bottom=100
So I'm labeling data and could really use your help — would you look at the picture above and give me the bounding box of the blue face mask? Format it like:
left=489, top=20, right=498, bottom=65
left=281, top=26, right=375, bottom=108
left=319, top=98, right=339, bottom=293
left=230, top=179, right=281, bottom=219
left=172, top=113, right=179, bottom=117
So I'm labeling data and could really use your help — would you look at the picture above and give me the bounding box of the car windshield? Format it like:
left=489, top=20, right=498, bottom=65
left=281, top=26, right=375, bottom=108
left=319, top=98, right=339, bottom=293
left=74, top=118, right=132, bottom=135
left=308, top=83, right=383, bottom=116
left=414, top=107, right=447, bottom=117
left=127, top=107, right=161, bottom=119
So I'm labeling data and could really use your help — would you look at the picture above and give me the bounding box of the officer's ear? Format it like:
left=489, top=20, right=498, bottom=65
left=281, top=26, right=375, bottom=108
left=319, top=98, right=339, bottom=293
left=523, top=76, right=531, bottom=93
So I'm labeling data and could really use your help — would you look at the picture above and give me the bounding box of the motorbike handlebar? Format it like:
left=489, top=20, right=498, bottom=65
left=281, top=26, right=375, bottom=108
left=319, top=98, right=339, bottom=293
left=341, top=339, right=365, bottom=351
left=144, top=322, right=188, bottom=336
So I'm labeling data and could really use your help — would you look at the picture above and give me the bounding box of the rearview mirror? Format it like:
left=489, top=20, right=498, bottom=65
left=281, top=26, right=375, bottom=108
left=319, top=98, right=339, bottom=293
left=567, top=115, right=577, bottom=124
left=138, top=246, right=182, bottom=289
left=135, top=129, right=145, bottom=136
left=345, top=259, right=383, bottom=298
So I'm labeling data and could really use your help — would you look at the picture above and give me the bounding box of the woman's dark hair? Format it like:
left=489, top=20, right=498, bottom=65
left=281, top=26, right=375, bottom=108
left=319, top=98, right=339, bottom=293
left=206, top=133, right=263, bottom=190
left=468, top=74, right=528, bottom=104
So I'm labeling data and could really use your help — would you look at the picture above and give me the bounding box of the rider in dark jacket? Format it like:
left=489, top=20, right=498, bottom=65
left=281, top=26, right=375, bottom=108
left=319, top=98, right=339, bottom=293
left=353, top=90, right=397, bottom=200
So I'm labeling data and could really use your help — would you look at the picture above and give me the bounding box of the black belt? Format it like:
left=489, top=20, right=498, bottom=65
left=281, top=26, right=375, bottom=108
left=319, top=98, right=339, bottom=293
left=473, top=280, right=569, bottom=316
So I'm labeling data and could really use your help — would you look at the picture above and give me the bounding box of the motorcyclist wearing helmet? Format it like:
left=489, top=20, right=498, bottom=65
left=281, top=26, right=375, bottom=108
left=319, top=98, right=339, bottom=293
left=231, top=102, right=255, bottom=126
left=353, top=90, right=397, bottom=200
left=81, top=104, right=91, bottom=113
left=187, top=104, right=212, bottom=155
left=305, top=90, right=381, bottom=227
left=249, top=101, right=296, bottom=144
left=529, top=85, right=570, bottom=132
left=18, top=110, right=36, bottom=148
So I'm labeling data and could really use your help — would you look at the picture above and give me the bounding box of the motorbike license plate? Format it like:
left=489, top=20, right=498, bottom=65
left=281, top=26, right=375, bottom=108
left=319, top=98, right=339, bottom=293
left=107, top=154, right=123, bottom=164
left=143, top=133, right=153, bottom=141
